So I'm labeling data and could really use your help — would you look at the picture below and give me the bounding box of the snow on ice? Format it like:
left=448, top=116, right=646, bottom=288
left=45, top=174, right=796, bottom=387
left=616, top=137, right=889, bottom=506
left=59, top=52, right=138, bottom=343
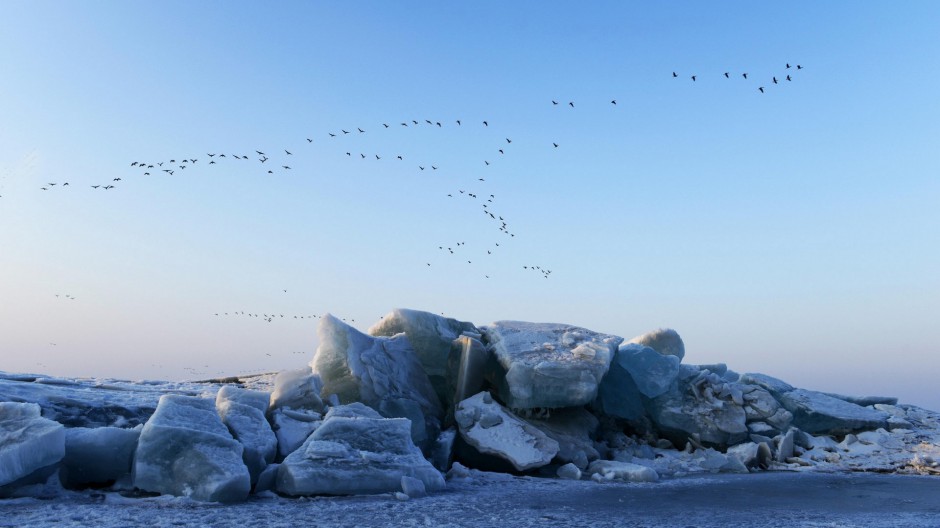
left=1, top=307, right=939, bottom=507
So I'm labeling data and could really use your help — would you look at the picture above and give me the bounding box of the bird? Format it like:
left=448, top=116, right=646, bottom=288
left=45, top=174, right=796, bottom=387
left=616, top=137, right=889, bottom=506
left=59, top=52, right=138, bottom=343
left=91, top=185, right=100, bottom=189
left=282, top=165, right=291, bottom=169
left=499, top=149, right=504, bottom=154
left=483, top=121, right=488, bottom=126
left=401, top=122, right=408, bottom=127
left=375, top=155, right=381, bottom=160
left=568, top=101, right=574, bottom=107
left=758, top=86, right=765, bottom=93
left=786, top=63, right=791, bottom=69
left=307, top=138, right=313, bottom=143
left=742, top=73, right=748, bottom=79
left=786, top=75, right=791, bottom=81
left=552, top=100, right=559, bottom=105
left=383, top=123, right=389, bottom=128
left=329, top=133, right=336, bottom=137
left=611, top=100, right=616, bottom=105
left=506, top=138, right=512, bottom=144
left=342, top=130, right=349, bottom=134
left=419, top=166, right=425, bottom=170
left=672, top=72, right=678, bottom=78
left=113, top=178, right=122, bottom=181
left=256, top=151, right=265, bottom=156
left=691, top=75, right=696, bottom=81
left=724, top=72, right=730, bottom=78
left=285, top=150, right=292, bottom=155
left=397, top=155, right=403, bottom=160
left=484, top=160, right=490, bottom=165
left=773, top=77, right=778, bottom=84
left=456, top=120, right=461, bottom=125
left=797, top=64, right=803, bottom=69
left=431, top=166, right=438, bottom=170
left=553, top=143, right=559, bottom=148
left=358, top=128, right=364, bottom=133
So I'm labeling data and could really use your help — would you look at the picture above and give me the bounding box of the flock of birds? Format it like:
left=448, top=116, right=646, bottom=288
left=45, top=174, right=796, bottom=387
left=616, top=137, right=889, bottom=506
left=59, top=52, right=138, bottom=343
left=674, top=63, right=804, bottom=93
left=22, top=64, right=803, bottom=371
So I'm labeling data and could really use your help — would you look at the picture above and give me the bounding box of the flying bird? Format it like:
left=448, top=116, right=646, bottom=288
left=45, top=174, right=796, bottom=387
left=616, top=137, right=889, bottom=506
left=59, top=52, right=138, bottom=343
left=742, top=73, right=748, bottom=79
left=758, top=86, right=765, bottom=93
left=691, top=75, right=696, bottom=81
left=724, top=72, right=730, bottom=78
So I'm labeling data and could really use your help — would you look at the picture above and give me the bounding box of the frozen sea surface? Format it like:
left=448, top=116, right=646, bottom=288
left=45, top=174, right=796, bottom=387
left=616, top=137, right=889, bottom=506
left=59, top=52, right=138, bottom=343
left=2, top=471, right=939, bottom=528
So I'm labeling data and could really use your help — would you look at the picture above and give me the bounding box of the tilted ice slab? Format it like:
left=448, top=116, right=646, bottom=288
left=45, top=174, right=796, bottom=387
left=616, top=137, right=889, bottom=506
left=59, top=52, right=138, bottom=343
left=216, top=386, right=277, bottom=485
left=368, top=308, right=480, bottom=407
left=0, top=402, right=65, bottom=489
left=133, top=395, right=250, bottom=503
left=482, top=321, right=622, bottom=409
left=777, top=389, right=889, bottom=435
left=455, top=392, right=559, bottom=471
left=739, top=373, right=890, bottom=435
left=60, top=426, right=140, bottom=488
left=312, top=314, right=442, bottom=450
left=276, top=403, right=445, bottom=496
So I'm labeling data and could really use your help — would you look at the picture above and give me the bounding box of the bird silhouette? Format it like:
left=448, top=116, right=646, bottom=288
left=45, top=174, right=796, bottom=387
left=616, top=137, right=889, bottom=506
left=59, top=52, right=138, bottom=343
left=553, top=143, right=559, bottom=148
left=759, top=86, right=765, bottom=93
left=568, top=102, right=574, bottom=107
left=724, top=72, right=730, bottom=78
left=285, top=150, right=292, bottom=155
left=743, top=73, right=748, bottom=79
left=483, top=121, right=488, bottom=126
left=552, top=100, right=559, bottom=105
left=691, top=75, right=696, bottom=81
left=672, top=72, right=678, bottom=77
left=611, top=100, right=616, bottom=104
left=773, top=77, right=778, bottom=84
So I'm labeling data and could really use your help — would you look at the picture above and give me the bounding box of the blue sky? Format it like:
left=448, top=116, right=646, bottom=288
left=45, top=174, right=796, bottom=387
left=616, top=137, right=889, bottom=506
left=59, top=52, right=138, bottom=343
left=1, top=2, right=938, bottom=408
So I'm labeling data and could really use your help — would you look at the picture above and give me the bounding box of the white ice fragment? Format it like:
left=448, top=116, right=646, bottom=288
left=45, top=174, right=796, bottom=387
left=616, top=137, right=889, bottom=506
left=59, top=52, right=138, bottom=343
left=0, top=402, right=65, bottom=489
left=132, top=395, right=250, bottom=503
left=482, top=321, right=622, bottom=409
left=455, top=392, right=559, bottom=471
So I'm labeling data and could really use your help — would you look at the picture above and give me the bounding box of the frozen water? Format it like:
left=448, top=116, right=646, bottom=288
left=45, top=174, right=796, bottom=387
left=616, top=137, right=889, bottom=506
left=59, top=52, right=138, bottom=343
left=268, top=368, right=324, bottom=414
left=133, top=395, right=250, bottom=503
left=312, top=314, right=442, bottom=450
left=446, top=335, right=490, bottom=412
left=777, top=389, right=889, bottom=435
left=587, top=460, right=659, bottom=482
left=270, top=408, right=321, bottom=458
left=276, top=403, right=445, bottom=496
left=626, top=328, right=685, bottom=361
left=60, top=426, right=140, bottom=488
left=482, top=321, right=622, bottom=409
left=647, top=366, right=748, bottom=448
left=216, top=385, right=270, bottom=414
left=368, top=308, right=479, bottom=406
left=616, top=343, right=681, bottom=398
left=523, top=407, right=599, bottom=469
left=454, top=392, right=559, bottom=471
left=216, top=388, right=277, bottom=485
left=0, top=402, right=65, bottom=489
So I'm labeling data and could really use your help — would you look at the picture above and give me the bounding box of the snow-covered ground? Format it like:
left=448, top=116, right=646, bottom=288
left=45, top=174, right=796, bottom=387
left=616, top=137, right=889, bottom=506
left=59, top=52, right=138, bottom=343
left=2, top=470, right=940, bottom=528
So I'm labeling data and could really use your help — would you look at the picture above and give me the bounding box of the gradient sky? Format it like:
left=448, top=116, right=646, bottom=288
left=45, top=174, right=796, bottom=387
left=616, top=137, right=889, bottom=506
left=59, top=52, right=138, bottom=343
left=1, top=2, right=938, bottom=409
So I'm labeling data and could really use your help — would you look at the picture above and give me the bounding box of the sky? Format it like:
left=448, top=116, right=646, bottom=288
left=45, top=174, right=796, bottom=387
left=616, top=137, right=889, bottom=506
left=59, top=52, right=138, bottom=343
left=1, top=2, right=938, bottom=409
